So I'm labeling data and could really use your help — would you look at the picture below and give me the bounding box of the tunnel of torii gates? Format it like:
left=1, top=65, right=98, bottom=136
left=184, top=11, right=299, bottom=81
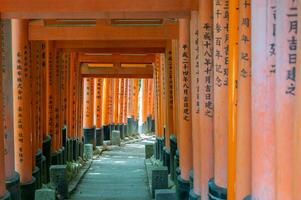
left=0, top=0, right=301, bottom=200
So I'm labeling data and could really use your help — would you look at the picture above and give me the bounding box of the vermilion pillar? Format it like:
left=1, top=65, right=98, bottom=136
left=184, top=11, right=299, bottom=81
left=190, top=10, right=201, bottom=199
left=113, top=78, right=119, bottom=127
left=12, top=19, right=36, bottom=199
left=176, top=18, right=192, bottom=199
left=0, top=18, right=10, bottom=200
left=83, top=78, right=95, bottom=147
left=108, top=79, right=114, bottom=128
left=132, top=79, right=139, bottom=134
left=251, top=0, right=276, bottom=199
left=198, top=1, right=214, bottom=199
left=235, top=0, right=251, bottom=199
left=275, top=1, right=297, bottom=199
left=102, top=78, right=110, bottom=140
left=212, top=0, right=229, bottom=196
left=118, top=78, right=124, bottom=137
left=94, top=78, right=103, bottom=146
left=123, top=79, right=128, bottom=136
left=141, top=79, right=148, bottom=126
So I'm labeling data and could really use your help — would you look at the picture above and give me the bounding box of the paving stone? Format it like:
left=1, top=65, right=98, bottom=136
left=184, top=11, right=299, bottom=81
left=151, top=166, right=168, bottom=198
left=111, top=130, right=121, bottom=145
left=155, top=189, right=176, bottom=200
left=50, top=165, right=69, bottom=199
left=84, top=144, right=93, bottom=160
left=35, top=189, right=55, bottom=200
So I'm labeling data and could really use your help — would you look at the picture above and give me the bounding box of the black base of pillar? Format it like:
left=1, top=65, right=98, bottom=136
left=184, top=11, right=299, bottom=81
left=119, top=124, right=124, bottom=139
left=61, top=147, right=66, bottom=164
left=176, top=175, right=190, bottom=200
left=42, top=135, right=51, bottom=183
left=83, top=127, right=96, bottom=148
left=189, top=190, right=201, bottom=200
left=155, top=138, right=159, bottom=159
left=41, top=156, right=47, bottom=184
left=72, top=139, right=78, bottom=161
left=51, top=151, right=59, bottom=165
left=208, top=179, right=227, bottom=200
left=32, top=166, right=40, bottom=189
left=0, top=192, right=11, bottom=200
left=78, top=140, right=84, bottom=158
left=163, top=147, right=170, bottom=173
left=20, top=178, right=36, bottom=200
left=170, top=135, right=177, bottom=181
left=57, top=148, right=63, bottom=164
left=67, top=139, right=73, bottom=162
left=158, top=137, right=164, bottom=161
left=244, top=195, right=251, bottom=200
left=151, top=119, right=155, bottom=132
left=95, top=128, right=104, bottom=146
left=6, top=172, right=20, bottom=200
left=103, top=125, right=110, bottom=141
left=35, top=149, right=43, bottom=188
left=189, top=171, right=194, bottom=190
left=62, top=126, right=67, bottom=148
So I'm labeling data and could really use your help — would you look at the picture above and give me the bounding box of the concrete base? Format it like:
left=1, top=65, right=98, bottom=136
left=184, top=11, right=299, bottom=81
left=208, top=178, right=227, bottom=200
left=35, top=189, right=55, bottom=200
left=95, top=128, right=104, bottom=146
left=176, top=175, right=190, bottom=200
left=41, top=156, right=47, bottom=184
left=42, top=135, right=52, bottom=183
left=50, top=165, right=69, bottom=199
left=84, top=144, right=93, bottom=160
left=111, top=130, right=121, bottom=146
left=20, top=177, right=36, bottom=200
left=155, top=189, right=176, bottom=200
left=83, top=127, right=96, bottom=149
left=32, top=166, right=41, bottom=189
left=151, top=166, right=168, bottom=198
left=127, top=117, right=134, bottom=136
left=0, top=192, right=11, bottom=200
left=79, top=140, right=84, bottom=158
left=6, top=172, right=20, bottom=200
left=189, top=190, right=201, bottom=200
left=145, top=143, right=154, bottom=159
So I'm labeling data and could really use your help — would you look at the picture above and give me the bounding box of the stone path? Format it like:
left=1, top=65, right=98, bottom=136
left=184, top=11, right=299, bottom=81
left=70, top=140, right=152, bottom=200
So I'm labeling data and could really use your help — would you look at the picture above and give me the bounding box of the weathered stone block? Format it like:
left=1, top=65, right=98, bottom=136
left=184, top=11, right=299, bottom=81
left=49, top=165, right=69, bottom=199
left=111, top=130, right=121, bottom=145
left=35, top=189, right=55, bottom=200
left=155, top=189, right=176, bottom=200
left=151, top=166, right=168, bottom=198
left=84, top=144, right=93, bottom=160
left=145, top=143, right=154, bottom=159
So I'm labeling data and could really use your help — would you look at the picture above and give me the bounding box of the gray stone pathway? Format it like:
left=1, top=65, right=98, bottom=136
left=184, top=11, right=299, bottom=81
left=70, top=141, right=151, bottom=200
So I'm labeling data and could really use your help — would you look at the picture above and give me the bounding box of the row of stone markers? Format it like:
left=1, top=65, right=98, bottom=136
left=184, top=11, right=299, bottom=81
left=151, top=1, right=301, bottom=200
left=82, top=78, right=154, bottom=148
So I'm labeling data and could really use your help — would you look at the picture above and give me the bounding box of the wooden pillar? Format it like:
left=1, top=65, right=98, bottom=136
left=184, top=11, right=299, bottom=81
left=178, top=18, right=192, bottom=181
left=165, top=42, right=174, bottom=150
left=132, top=79, right=139, bottom=121
left=228, top=0, right=239, bottom=199
left=12, top=19, right=34, bottom=184
left=123, top=79, right=128, bottom=125
left=118, top=79, right=125, bottom=125
left=198, top=0, right=214, bottom=199
left=147, top=79, right=153, bottom=118
left=154, top=55, right=162, bottom=138
left=83, top=78, right=94, bottom=129
left=94, top=78, right=103, bottom=128
left=1, top=20, right=16, bottom=183
left=0, top=18, right=9, bottom=199
left=141, top=79, right=148, bottom=124
left=275, top=0, right=298, bottom=199
left=235, top=0, right=251, bottom=199
left=108, top=79, right=113, bottom=125
left=251, top=0, right=276, bottom=199
left=213, top=0, right=229, bottom=189
left=113, top=78, right=119, bottom=125
left=172, top=40, right=179, bottom=139
left=102, top=78, right=109, bottom=126
left=190, top=10, right=201, bottom=197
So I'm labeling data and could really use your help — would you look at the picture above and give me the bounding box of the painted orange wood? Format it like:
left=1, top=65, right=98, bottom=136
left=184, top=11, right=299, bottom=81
left=101, top=78, right=109, bottom=126
left=83, top=78, right=95, bottom=128
left=12, top=19, right=33, bottom=183
left=275, top=0, right=298, bottom=199
left=118, top=78, right=124, bottom=124
left=123, top=79, right=128, bottom=124
left=94, top=78, right=103, bottom=128
left=113, top=78, right=119, bottom=124
left=235, top=0, right=251, bottom=199
left=132, top=79, right=139, bottom=121
left=141, top=79, right=148, bottom=124
left=190, top=10, right=201, bottom=195
left=198, top=0, right=214, bottom=198
left=252, top=0, right=276, bottom=199
left=172, top=40, right=179, bottom=139
left=213, top=0, right=229, bottom=188
left=178, top=18, right=193, bottom=180
left=29, top=20, right=178, bottom=41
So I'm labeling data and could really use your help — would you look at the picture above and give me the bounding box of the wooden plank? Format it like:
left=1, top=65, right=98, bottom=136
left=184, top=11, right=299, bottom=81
left=29, top=19, right=178, bottom=40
